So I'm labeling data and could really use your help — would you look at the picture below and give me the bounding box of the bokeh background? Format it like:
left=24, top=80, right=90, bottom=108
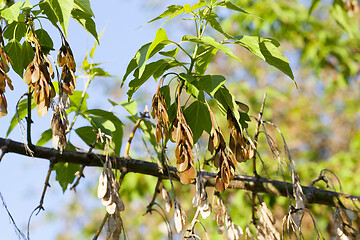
left=1, top=0, right=360, bottom=239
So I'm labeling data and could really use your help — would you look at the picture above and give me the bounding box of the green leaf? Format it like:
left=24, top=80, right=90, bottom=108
left=235, top=36, right=295, bottom=81
left=159, top=85, right=171, bottom=108
left=183, top=1, right=206, bottom=13
left=53, top=161, right=80, bottom=192
left=82, top=109, right=123, bottom=155
left=21, top=0, right=32, bottom=10
left=88, top=67, right=112, bottom=77
left=35, top=28, right=54, bottom=52
left=122, top=43, right=151, bottom=86
left=148, top=5, right=183, bottom=23
left=183, top=35, right=242, bottom=62
left=140, top=119, right=157, bottom=149
left=22, top=41, right=34, bottom=69
left=67, top=91, right=88, bottom=113
left=5, top=39, right=23, bottom=76
left=330, top=1, right=354, bottom=38
left=1, top=1, right=24, bottom=23
left=3, top=22, right=27, bottom=41
left=139, top=28, right=168, bottom=78
left=308, top=0, right=320, bottom=15
left=127, top=59, right=178, bottom=100
left=36, top=129, right=52, bottom=146
left=199, top=75, right=226, bottom=96
left=214, top=85, right=240, bottom=121
left=39, top=1, right=58, bottom=25
left=184, top=100, right=211, bottom=143
left=48, top=0, right=74, bottom=37
left=75, top=126, right=99, bottom=146
left=195, top=45, right=218, bottom=75
left=71, top=8, right=98, bottom=42
left=120, top=100, right=138, bottom=118
left=74, top=0, right=94, bottom=17
left=6, top=97, right=36, bottom=137
left=159, top=48, right=179, bottom=58
left=216, top=0, right=248, bottom=14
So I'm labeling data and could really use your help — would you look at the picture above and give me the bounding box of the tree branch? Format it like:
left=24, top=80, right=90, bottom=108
left=1, top=137, right=360, bottom=212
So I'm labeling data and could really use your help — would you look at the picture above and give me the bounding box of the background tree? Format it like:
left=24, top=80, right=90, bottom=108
left=0, top=0, right=360, bottom=239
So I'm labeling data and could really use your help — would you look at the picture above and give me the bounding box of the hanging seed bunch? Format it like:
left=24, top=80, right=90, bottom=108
left=227, top=107, right=253, bottom=163
left=213, top=192, right=243, bottom=239
left=208, top=107, right=237, bottom=192
left=57, top=40, right=76, bottom=95
left=97, top=144, right=124, bottom=215
left=23, top=33, right=56, bottom=117
left=151, top=84, right=170, bottom=143
left=174, top=197, right=186, bottom=233
left=51, top=105, right=68, bottom=153
left=0, top=46, right=12, bottom=117
left=171, top=97, right=197, bottom=184
left=192, top=174, right=211, bottom=219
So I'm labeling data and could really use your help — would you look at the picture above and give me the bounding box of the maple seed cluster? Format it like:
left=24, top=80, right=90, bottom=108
left=97, top=161, right=124, bottom=215
left=208, top=109, right=237, bottom=192
left=151, top=85, right=170, bottom=143
left=171, top=102, right=197, bottom=184
left=23, top=43, right=56, bottom=117
left=0, top=46, right=12, bottom=117
left=228, top=108, right=253, bottom=162
left=57, top=42, right=76, bottom=95
left=51, top=105, right=68, bottom=153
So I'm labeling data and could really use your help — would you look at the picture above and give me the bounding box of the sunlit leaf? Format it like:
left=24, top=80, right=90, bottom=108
left=138, top=28, right=168, bottom=78
left=71, top=8, right=98, bottom=42
left=48, top=0, right=74, bottom=37
left=82, top=109, right=123, bottom=155
left=1, top=1, right=24, bottom=23
left=195, top=45, right=218, bottom=75
left=74, top=0, right=94, bottom=17
left=235, top=36, right=295, bottom=81
left=148, top=5, right=183, bottom=23
left=36, top=129, right=52, bottom=146
left=183, top=35, right=242, bottom=62
left=216, top=0, right=248, bottom=14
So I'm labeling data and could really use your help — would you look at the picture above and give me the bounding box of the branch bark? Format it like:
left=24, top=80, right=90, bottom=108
left=1, top=137, right=360, bottom=212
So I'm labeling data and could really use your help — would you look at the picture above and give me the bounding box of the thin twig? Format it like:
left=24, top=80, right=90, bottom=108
left=26, top=88, right=32, bottom=147
left=27, top=159, right=56, bottom=240
left=37, top=159, right=57, bottom=214
left=16, top=92, right=33, bottom=156
left=92, top=212, right=109, bottom=240
left=252, top=93, right=267, bottom=176
left=145, top=178, right=162, bottom=214
left=251, top=93, right=266, bottom=225
left=0, top=148, right=6, bottom=162
left=0, top=192, right=27, bottom=240
left=124, top=112, right=148, bottom=158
